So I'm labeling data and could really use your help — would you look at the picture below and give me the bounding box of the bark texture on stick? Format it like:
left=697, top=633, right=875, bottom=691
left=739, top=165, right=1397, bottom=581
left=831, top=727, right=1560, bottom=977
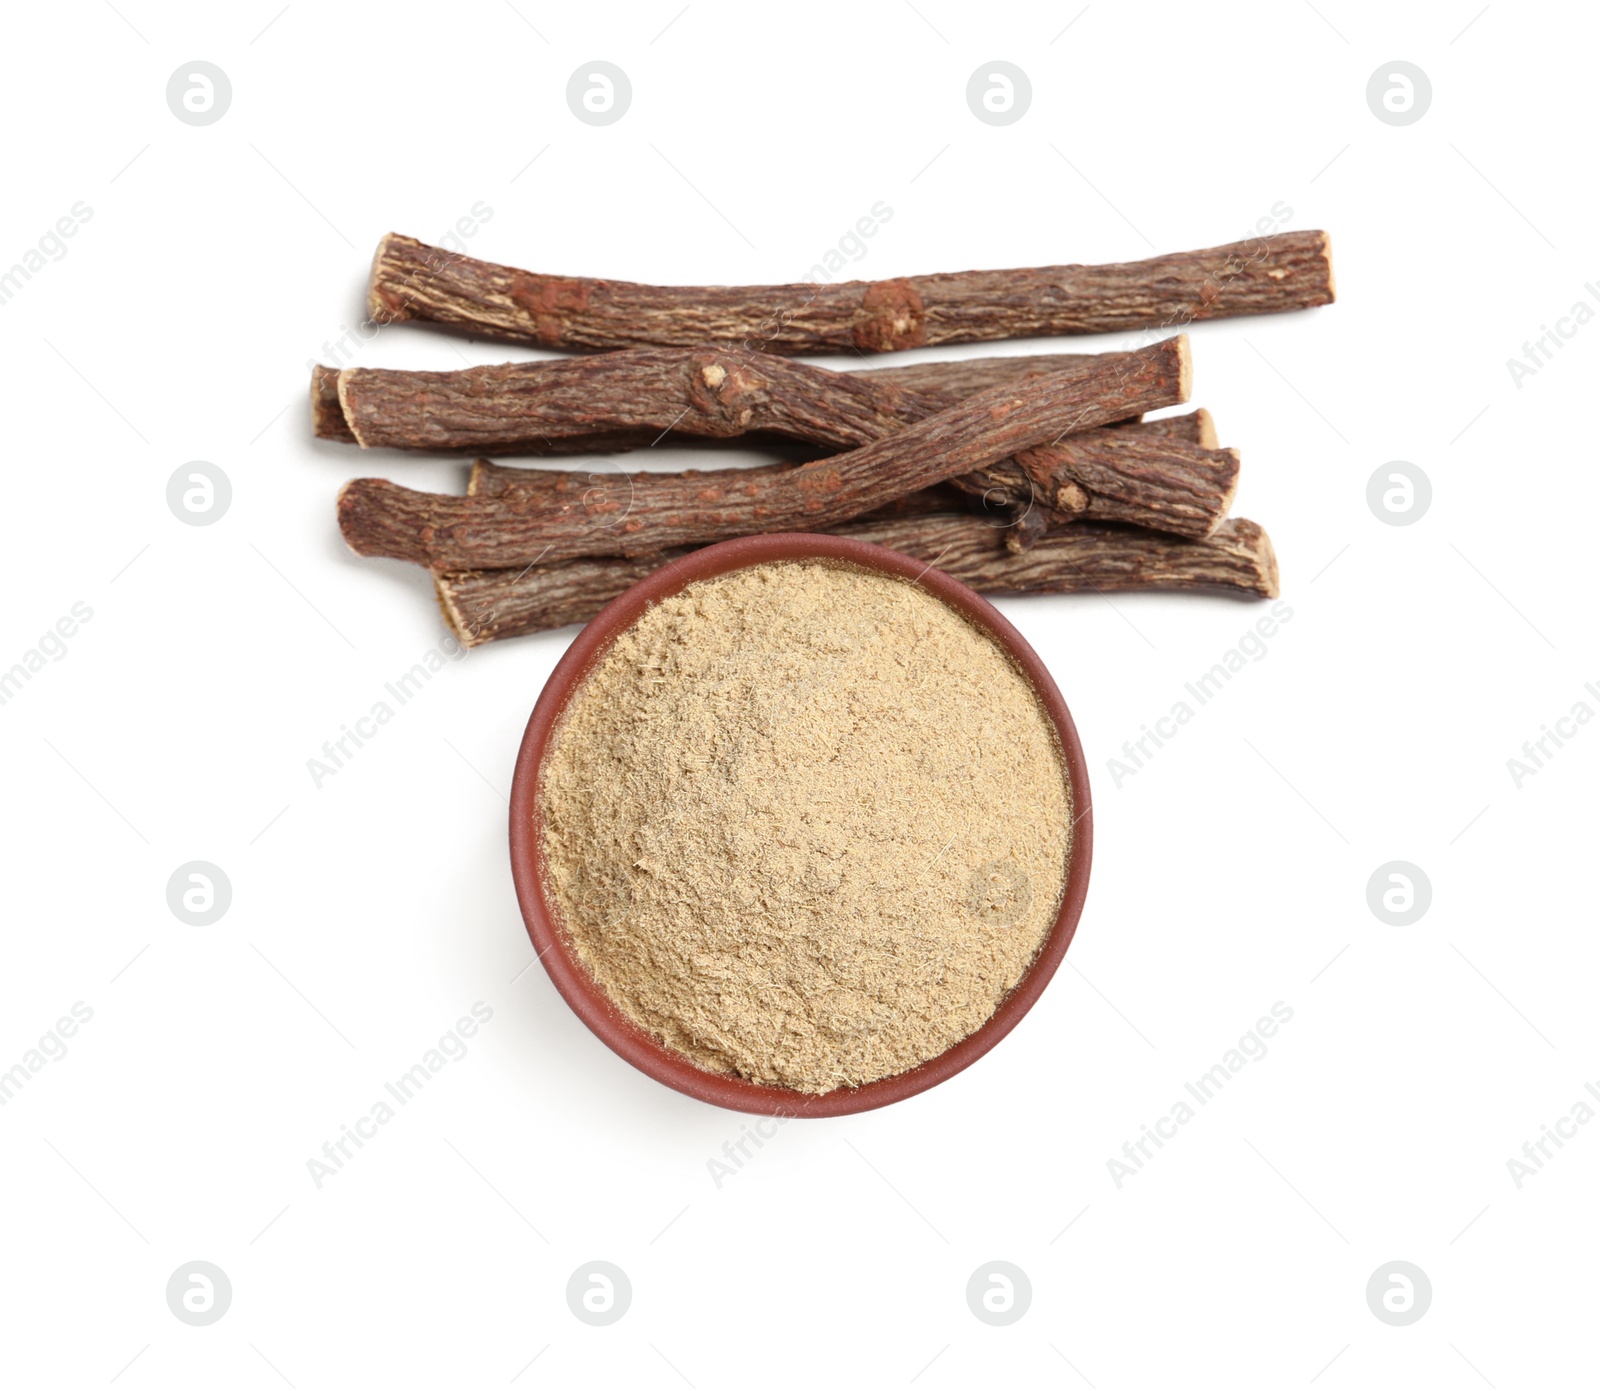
left=337, top=337, right=1191, bottom=569
left=435, top=517, right=1279, bottom=646
left=313, top=348, right=1120, bottom=453
left=851, top=352, right=1098, bottom=398
left=334, top=348, right=933, bottom=454
left=469, top=463, right=975, bottom=520
left=953, top=419, right=1239, bottom=539
left=366, top=231, right=1335, bottom=353
left=462, top=404, right=1235, bottom=543
left=311, top=364, right=355, bottom=444
left=320, top=341, right=1230, bottom=538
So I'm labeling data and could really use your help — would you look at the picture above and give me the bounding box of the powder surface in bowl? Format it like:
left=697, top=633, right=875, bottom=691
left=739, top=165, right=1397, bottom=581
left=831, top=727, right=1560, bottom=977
left=539, top=559, right=1072, bottom=1093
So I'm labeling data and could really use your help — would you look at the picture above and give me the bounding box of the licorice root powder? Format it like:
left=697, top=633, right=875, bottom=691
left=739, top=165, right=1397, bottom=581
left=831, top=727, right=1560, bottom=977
left=539, top=560, right=1073, bottom=1093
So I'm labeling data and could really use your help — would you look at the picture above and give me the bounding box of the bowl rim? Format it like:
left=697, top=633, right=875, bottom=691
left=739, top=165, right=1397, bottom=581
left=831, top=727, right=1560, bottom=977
left=508, top=532, right=1093, bottom=1117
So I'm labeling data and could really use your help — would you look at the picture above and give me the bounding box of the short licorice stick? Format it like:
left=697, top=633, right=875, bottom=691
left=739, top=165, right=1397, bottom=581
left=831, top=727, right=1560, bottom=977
left=337, top=336, right=1191, bottom=570
left=433, top=516, right=1279, bottom=646
left=365, top=230, right=1334, bottom=353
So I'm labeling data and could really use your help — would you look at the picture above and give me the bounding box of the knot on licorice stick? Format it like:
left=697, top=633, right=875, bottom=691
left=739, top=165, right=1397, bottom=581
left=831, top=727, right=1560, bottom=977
left=853, top=279, right=926, bottom=352
left=508, top=273, right=594, bottom=348
left=1054, top=482, right=1089, bottom=514
left=686, top=352, right=762, bottom=434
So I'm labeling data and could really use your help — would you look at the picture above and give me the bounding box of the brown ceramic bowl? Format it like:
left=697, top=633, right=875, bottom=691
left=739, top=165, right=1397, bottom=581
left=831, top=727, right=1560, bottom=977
left=509, top=533, right=1092, bottom=1116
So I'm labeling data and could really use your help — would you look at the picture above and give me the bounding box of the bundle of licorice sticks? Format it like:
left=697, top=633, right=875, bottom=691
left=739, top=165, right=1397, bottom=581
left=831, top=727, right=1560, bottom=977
left=317, top=229, right=1335, bottom=644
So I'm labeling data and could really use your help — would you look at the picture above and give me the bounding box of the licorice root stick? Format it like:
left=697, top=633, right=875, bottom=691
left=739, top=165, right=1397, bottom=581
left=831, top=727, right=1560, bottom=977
left=434, top=516, right=1279, bottom=646
left=365, top=231, right=1334, bottom=353
left=309, top=349, right=1106, bottom=450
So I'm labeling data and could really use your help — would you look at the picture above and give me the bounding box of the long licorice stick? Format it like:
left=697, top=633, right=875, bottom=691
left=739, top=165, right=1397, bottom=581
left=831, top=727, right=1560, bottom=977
left=308, top=350, right=1109, bottom=450
left=434, top=516, right=1279, bottom=647
left=366, top=230, right=1334, bottom=353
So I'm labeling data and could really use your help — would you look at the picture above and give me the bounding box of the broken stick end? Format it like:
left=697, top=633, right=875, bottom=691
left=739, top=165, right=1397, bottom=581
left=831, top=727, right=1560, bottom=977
left=332, top=370, right=370, bottom=449
left=1244, top=519, right=1280, bottom=599
left=366, top=231, right=414, bottom=324
left=334, top=479, right=367, bottom=555
left=1204, top=448, right=1244, bottom=540
left=1193, top=406, right=1218, bottom=450
left=310, top=364, right=356, bottom=443
left=433, top=572, right=488, bottom=649
left=1316, top=229, right=1336, bottom=304
left=1172, top=332, right=1194, bottom=404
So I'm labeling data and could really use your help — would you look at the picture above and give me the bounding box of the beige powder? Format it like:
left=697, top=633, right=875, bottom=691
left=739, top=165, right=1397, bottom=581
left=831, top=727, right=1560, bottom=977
left=539, top=560, right=1072, bottom=1093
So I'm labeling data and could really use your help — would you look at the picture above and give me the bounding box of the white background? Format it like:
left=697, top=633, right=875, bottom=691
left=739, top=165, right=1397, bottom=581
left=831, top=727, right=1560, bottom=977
left=2, top=1, right=1595, bottom=1384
